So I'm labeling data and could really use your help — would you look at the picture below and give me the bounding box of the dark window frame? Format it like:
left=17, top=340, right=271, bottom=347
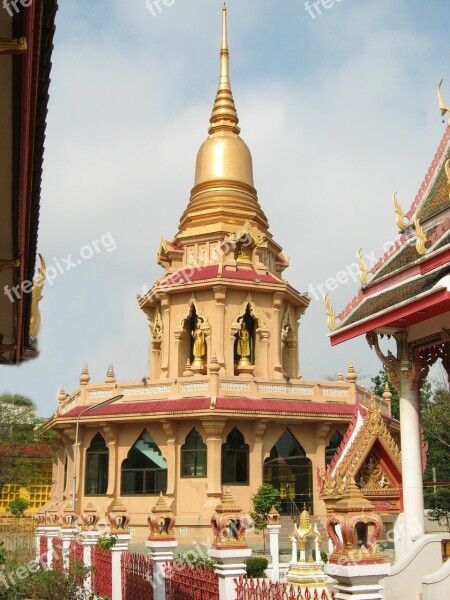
left=221, top=427, right=249, bottom=485
left=181, top=428, right=207, bottom=478
left=85, top=433, right=109, bottom=496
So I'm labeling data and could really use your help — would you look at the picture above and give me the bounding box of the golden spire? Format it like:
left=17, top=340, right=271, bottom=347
left=209, top=4, right=240, bottom=136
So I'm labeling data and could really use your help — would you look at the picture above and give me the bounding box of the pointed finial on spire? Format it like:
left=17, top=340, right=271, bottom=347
left=105, top=364, right=116, bottom=384
left=80, top=364, right=90, bottom=385
left=337, top=370, right=344, bottom=381
left=209, top=5, right=240, bottom=135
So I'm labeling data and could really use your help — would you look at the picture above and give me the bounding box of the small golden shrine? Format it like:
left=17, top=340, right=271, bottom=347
left=287, top=505, right=327, bottom=590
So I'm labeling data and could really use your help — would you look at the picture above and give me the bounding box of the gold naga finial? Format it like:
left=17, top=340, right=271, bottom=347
left=356, top=248, right=369, bottom=285
left=323, top=292, right=337, bottom=331
left=414, top=213, right=427, bottom=255
left=209, top=4, right=240, bottom=135
left=438, top=79, right=450, bottom=124
left=392, top=192, right=407, bottom=231
left=30, top=254, right=46, bottom=339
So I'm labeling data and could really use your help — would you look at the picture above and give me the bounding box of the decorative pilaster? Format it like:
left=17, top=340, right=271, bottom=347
left=200, top=417, right=227, bottom=498
left=272, top=292, right=284, bottom=377
left=213, top=285, right=226, bottom=371
left=256, top=329, right=270, bottom=378
left=251, top=419, right=268, bottom=491
left=161, top=420, right=177, bottom=498
left=160, top=293, right=170, bottom=377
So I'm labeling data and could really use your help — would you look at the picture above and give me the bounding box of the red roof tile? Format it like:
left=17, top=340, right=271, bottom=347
left=60, top=397, right=356, bottom=419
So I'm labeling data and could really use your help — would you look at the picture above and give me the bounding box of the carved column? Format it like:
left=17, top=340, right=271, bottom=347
left=213, top=285, right=227, bottom=372
left=150, top=340, right=161, bottom=379
left=101, top=423, right=119, bottom=498
left=272, top=293, right=284, bottom=378
left=256, top=329, right=270, bottom=378
left=160, top=293, right=170, bottom=377
left=173, top=329, right=184, bottom=379
left=161, top=420, right=177, bottom=501
left=200, top=417, right=227, bottom=498
left=366, top=330, right=425, bottom=554
left=314, top=421, right=332, bottom=515
left=229, top=329, right=238, bottom=376
left=251, top=420, right=268, bottom=493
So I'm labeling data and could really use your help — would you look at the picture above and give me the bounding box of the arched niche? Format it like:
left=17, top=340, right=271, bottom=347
left=176, top=296, right=210, bottom=376
left=85, top=433, right=109, bottom=496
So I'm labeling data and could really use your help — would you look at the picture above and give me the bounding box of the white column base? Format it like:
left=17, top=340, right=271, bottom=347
left=267, top=525, right=281, bottom=582
left=325, top=562, right=390, bottom=600
left=111, top=534, right=131, bottom=600
left=146, top=539, right=178, bottom=600
left=82, top=530, right=100, bottom=594
left=209, top=547, right=252, bottom=600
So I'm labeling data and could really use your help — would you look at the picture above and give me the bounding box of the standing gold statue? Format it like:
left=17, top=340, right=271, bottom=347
left=237, top=321, right=251, bottom=366
left=192, top=320, right=206, bottom=368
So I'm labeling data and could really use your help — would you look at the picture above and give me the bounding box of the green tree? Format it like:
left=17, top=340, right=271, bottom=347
left=250, top=484, right=282, bottom=554
left=422, top=385, right=450, bottom=488
left=0, top=394, right=58, bottom=497
left=425, top=487, right=450, bottom=531
left=371, top=370, right=400, bottom=420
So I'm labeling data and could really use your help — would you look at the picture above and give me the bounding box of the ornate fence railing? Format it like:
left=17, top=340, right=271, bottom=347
left=0, top=517, right=36, bottom=562
left=165, top=562, right=219, bottom=600
left=121, top=551, right=154, bottom=600
left=91, top=544, right=112, bottom=598
left=52, top=536, right=63, bottom=571
left=39, top=534, right=47, bottom=560
left=235, top=577, right=335, bottom=600
left=69, top=539, right=85, bottom=585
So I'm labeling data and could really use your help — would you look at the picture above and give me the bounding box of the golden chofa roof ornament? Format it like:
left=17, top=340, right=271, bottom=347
left=438, top=79, right=450, bottom=124
left=392, top=192, right=408, bottom=231
left=356, top=249, right=369, bottom=285
left=414, top=213, right=428, bottom=255
left=323, top=292, right=337, bottom=331
left=30, top=254, right=46, bottom=340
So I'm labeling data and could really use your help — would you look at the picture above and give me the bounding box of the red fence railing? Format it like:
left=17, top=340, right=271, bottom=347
left=235, top=577, right=335, bottom=600
left=39, top=535, right=47, bottom=562
left=69, top=539, right=85, bottom=585
left=52, top=537, right=63, bottom=571
left=121, top=551, right=154, bottom=600
left=165, top=562, right=219, bottom=600
left=91, top=544, right=112, bottom=598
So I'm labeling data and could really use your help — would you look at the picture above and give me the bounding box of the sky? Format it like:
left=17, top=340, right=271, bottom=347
left=1, top=0, right=450, bottom=417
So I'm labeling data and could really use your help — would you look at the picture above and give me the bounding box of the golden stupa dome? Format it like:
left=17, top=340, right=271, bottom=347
left=194, top=133, right=254, bottom=188
left=177, top=5, right=268, bottom=236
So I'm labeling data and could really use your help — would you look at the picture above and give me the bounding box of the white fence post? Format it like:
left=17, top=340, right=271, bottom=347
left=111, top=533, right=131, bottom=600
left=82, top=530, right=100, bottom=595
left=267, top=523, right=281, bottom=582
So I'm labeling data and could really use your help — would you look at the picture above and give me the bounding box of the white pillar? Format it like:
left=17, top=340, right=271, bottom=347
left=208, top=547, right=252, bottom=600
left=111, top=533, right=131, bottom=600
left=325, top=563, right=390, bottom=600
left=45, top=526, right=61, bottom=570
left=61, top=527, right=77, bottom=571
left=82, top=530, right=100, bottom=595
left=399, top=373, right=425, bottom=553
left=146, top=539, right=178, bottom=600
left=267, top=524, right=281, bottom=582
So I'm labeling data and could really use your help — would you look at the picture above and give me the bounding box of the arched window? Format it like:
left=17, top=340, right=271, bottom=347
left=181, top=429, right=207, bottom=478
left=325, top=431, right=343, bottom=467
left=85, top=433, right=109, bottom=495
left=264, top=429, right=312, bottom=512
left=221, top=428, right=249, bottom=484
left=121, top=430, right=167, bottom=495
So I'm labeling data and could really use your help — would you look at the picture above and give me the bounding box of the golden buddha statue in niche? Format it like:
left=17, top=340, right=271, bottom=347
left=237, top=321, right=251, bottom=366
left=192, top=320, right=206, bottom=368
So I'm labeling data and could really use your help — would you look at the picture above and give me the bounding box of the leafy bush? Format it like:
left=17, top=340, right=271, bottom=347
left=245, top=556, right=268, bottom=578
left=97, top=533, right=117, bottom=550
left=174, top=553, right=216, bottom=570
left=6, top=497, right=30, bottom=518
